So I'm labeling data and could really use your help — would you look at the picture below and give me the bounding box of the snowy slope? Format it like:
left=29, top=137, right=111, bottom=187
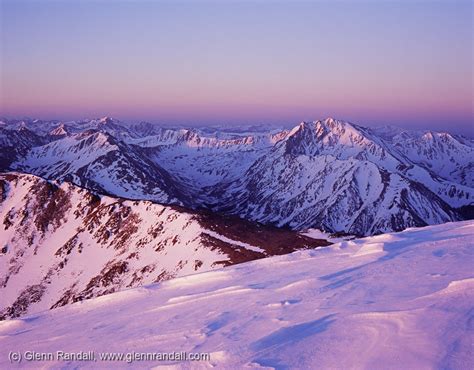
left=370, top=125, right=474, bottom=190
left=390, top=130, right=474, bottom=187
left=0, top=127, right=47, bottom=170
left=12, top=130, right=187, bottom=204
left=0, top=221, right=472, bottom=369
left=144, top=131, right=280, bottom=190
left=0, top=172, right=327, bottom=320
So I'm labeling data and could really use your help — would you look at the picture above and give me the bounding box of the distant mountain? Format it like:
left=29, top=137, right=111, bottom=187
left=0, top=126, right=47, bottom=169
left=0, top=172, right=327, bottom=320
left=386, top=130, right=474, bottom=187
left=209, top=119, right=473, bottom=235
left=1, top=116, right=472, bottom=236
left=12, top=129, right=187, bottom=204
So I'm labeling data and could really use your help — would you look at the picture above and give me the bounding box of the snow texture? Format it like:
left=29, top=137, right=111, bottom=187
left=0, top=220, right=472, bottom=369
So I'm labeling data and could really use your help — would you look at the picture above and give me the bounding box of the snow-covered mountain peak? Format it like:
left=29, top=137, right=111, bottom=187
left=320, top=116, right=349, bottom=128
left=95, top=116, right=128, bottom=130
left=317, top=117, right=374, bottom=139
left=288, top=121, right=308, bottom=135
left=66, top=129, right=116, bottom=148
left=98, top=116, right=113, bottom=124
left=49, top=123, right=68, bottom=137
left=282, top=118, right=390, bottom=164
left=285, top=118, right=369, bottom=144
left=420, top=130, right=457, bottom=144
left=17, top=121, right=27, bottom=130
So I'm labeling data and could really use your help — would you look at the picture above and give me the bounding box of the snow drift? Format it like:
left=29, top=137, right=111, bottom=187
left=0, top=220, right=472, bottom=369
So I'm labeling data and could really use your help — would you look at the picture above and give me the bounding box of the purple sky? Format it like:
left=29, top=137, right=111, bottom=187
left=0, top=0, right=472, bottom=134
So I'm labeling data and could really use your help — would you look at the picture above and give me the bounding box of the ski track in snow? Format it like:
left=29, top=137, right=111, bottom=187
left=0, top=221, right=473, bottom=369
left=202, top=229, right=266, bottom=254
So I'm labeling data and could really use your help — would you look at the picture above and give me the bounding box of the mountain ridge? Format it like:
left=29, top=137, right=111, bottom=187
left=0, top=171, right=328, bottom=320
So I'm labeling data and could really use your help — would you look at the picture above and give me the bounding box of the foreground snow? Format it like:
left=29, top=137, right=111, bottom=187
left=0, top=221, right=473, bottom=369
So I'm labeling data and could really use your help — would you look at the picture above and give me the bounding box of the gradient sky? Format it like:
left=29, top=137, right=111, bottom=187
left=0, top=0, right=472, bottom=134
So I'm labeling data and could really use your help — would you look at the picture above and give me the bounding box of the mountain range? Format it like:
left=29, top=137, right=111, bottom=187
left=1, top=116, right=472, bottom=237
